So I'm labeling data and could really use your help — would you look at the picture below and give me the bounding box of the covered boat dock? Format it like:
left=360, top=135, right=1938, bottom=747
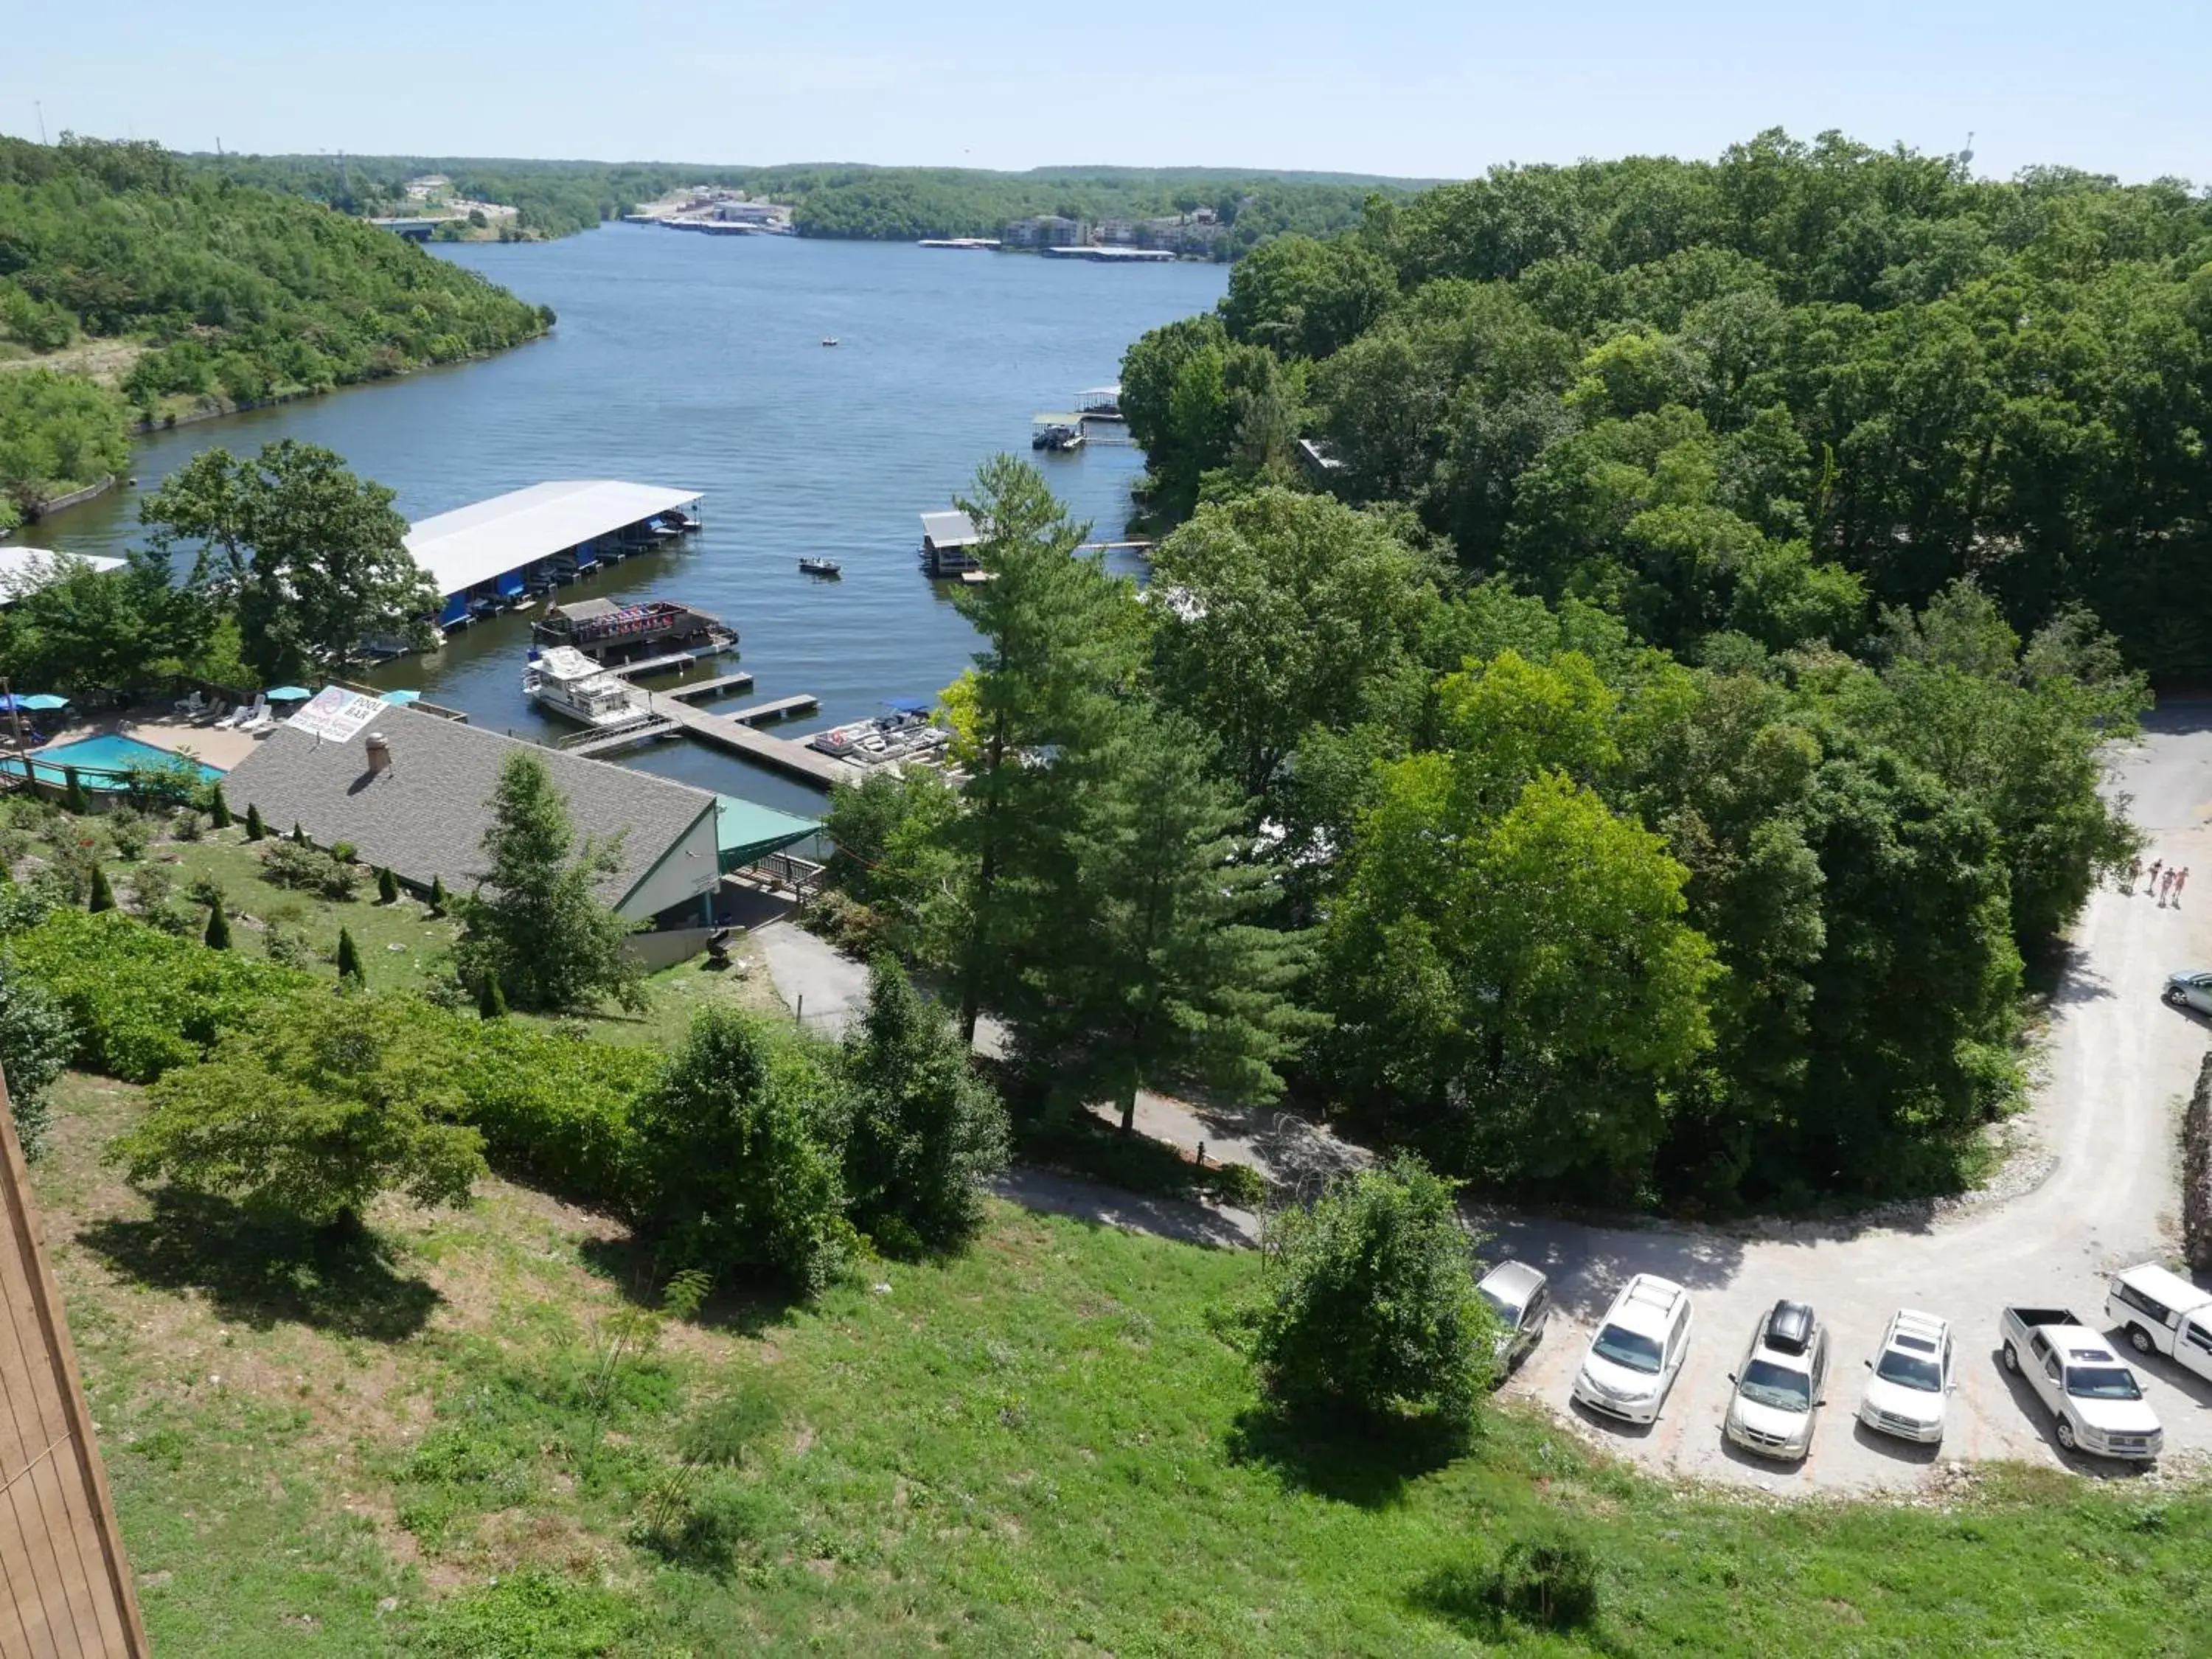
left=406, top=480, right=704, bottom=633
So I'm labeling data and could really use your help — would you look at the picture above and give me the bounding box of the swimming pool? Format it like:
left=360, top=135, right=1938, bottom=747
left=3, top=734, right=223, bottom=790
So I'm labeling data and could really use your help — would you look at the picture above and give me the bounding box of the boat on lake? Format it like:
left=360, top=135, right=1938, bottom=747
left=821, top=337, right=839, bottom=347
left=532, top=597, right=737, bottom=667
left=798, top=557, right=842, bottom=577
left=523, top=646, right=652, bottom=729
left=807, top=701, right=950, bottom=764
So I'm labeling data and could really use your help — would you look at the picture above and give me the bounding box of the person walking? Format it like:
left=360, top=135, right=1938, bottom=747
left=2125, top=856, right=2142, bottom=894
left=2160, top=868, right=2177, bottom=905
left=2149, top=858, right=2164, bottom=893
left=2177, top=868, right=2191, bottom=907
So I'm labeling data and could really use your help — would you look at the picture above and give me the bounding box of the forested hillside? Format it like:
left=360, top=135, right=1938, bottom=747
left=826, top=132, right=2187, bottom=1217
left=189, top=153, right=1425, bottom=258
left=0, top=135, right=549, bottom=523
left=1126, top=128, right=2212, bottom=675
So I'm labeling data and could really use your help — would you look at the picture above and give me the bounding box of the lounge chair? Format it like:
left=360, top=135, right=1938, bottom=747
left=227, top=695, right=268, bottom=731
left=239, top=702, right=275, bottom=734
left=172, top=690, right=207, bottom=717
left=195, top=700, right=229, bottom=726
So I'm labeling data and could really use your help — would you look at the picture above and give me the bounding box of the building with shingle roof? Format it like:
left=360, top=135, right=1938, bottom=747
left=223, top=705, right=723, bottom=925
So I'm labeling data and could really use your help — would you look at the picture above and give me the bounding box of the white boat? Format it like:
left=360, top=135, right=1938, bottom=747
left=523, top=646, right=650, bottom=729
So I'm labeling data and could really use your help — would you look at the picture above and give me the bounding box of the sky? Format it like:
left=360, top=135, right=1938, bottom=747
left=8, top=1, right=2210, bottom=187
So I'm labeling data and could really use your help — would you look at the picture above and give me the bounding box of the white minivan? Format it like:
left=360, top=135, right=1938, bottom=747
left=2106, top=1262, right=2212, bottom=1384
left=1571, top=1274, right=1694, bottom=1425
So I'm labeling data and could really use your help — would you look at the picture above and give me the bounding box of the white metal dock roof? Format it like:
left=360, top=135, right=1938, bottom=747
left=0, top=548, right=126, bottom=604
left=920, top=510, right=981, bottom=549
left=404, top=480, right=703, bottom=598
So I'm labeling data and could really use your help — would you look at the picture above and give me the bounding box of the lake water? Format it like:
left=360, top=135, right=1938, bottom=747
left=30, top=227, right=1225, bottom=815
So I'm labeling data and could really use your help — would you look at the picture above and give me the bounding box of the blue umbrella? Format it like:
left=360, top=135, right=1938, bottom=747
left=0, top=695, right=24, bottom=712
left=21, top=694, right=69, bottom=712
left=380, top=689, right=422, bottom=705
left=265, top=685, right=314, bottom=701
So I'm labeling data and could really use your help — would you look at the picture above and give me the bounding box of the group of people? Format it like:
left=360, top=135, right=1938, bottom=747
left=2129, top=857, right=2190, bottom=906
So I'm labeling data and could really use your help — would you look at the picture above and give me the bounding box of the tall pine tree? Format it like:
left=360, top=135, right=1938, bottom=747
left=1014, top=707, right=1315, bottom=1132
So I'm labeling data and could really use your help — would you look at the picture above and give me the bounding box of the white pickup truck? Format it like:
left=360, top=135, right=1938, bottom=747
left=1999, top=1306, right=2163, bottom=1461
left=2106, top=1262, right=2212, bottom=1382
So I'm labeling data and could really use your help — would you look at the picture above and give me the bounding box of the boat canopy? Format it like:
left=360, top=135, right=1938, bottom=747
left=714, top=793, right=820, bottom=872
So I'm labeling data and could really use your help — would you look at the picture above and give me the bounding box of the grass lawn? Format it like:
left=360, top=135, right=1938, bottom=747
left=28, top=1074, right=2212, bottom=1658
left=7, top=813, right=784, bottom=1044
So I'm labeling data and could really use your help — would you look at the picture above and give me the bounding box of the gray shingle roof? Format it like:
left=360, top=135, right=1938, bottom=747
left=223, top=706, right=715, bottom=915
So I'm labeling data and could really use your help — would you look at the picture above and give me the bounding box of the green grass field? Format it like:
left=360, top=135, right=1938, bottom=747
left=28, top=1069, right=2211, bottom=1658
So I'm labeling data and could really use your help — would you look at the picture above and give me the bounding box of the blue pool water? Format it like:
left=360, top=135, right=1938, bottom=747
left=7, top=735, right=223, bottom=790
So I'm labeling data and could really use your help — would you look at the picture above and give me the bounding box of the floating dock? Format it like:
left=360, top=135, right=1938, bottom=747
left=663, top=672, right=758, bottom=703
left=647, top=694, right=855, bottom=789
left=720, top=694, right=820, bottom=726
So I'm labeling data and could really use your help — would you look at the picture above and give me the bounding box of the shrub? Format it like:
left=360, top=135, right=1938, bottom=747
left=630, top=1006, right=855, bottom=1294
left=1482, top=1529, right=1601, bottom=1631
left=204, top=903, right=232, bottom=950
left=428, top=873, right=448, bottom=917
left=263, top=922, right=313, bottom=970
left=841, top=958, right=1009, bottom=1253
left=335, top=925, right=364, bottom=983
left=61, top=768, right=89, bottom=814
left=0, top=970, right=76, bottom=1159
left=208, top=783, right=232, bottom=829
left=377, top=866, right=400, bottom=905
left=443, top=1018, right=651, bottom=1211
left=167, top=808, right=206, bottom=842
left=126, top=862, right=175, bottom=913
left=86, top=866, right=116, bottom=914
left=7, top=908, right=305, bottom=1082
left=184, top=873, right=226, bottom=911
left=243, top=802, right=265, bottom=841
left=48, top=826, right=108, bottom=902
left=105, top=808, right=150, bottom=861
left=476, top=973, right=506, bottom=1019
left=260, top=838, right=360, bottom=900
left=407, top=1569, right=630, bottom=1659
left=330, top=840, right=358, bottom=864
left=111, top=992, right=486, bottom=1233
left=1205, top=1160, right=1270, bottom=1208
left=1245, top=1155, right=1498, bottom=1432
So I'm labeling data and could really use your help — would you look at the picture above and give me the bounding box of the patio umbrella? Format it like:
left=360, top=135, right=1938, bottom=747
left=265, top=685, right=314, bottom=701
left=21, top=694, right=69, bottom=711
left=379, top=689, right=422, bottom=705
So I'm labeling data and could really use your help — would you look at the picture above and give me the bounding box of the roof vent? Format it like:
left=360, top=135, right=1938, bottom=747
left=364, top=731, right=392, bottom=774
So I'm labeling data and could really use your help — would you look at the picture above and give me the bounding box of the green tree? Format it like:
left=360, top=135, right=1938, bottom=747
left=453, top=750, right=641, bottom=1014
left=86, top=864, right=115, bottom=914
left=243, top=801, right=265, bottom=841
left=476, top=973, right=506, bottom=1020
left=377, top=866, right=400, bottom=905
left=427, top=873, right=448, bottom=917
left=203, top=901, right=231, bottom=950
left=1015, top=708, right=1315, bottom=1133
left=208, top=784, right=233, bottom=829
left=335, top=925, right=364, bottom=984
left=1220, top=232, right=1398, bottom=360
left=840, top=958, right=1010, bottom=1253
left=108, top=991, right=485, bottom=1233
left=0, top=549, right=215, bottom=700
left=1245, top=1156, right=1498, bottom=1431
left=630, top=1007, right=853, bottom=1294
left=945, top=456, right=1142, bottom=1039
left=0, top=970, right=76, bottom=1159
left=142, top=440, right=439, bottom=682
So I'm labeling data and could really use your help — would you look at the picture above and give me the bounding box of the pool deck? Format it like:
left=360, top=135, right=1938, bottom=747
left=29, top=711, right=268, bottom=774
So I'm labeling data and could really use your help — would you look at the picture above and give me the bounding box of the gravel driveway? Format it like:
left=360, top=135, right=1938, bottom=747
left=1492, top=703, right=2212, bottom=1491
left=757, top=707, right=2212, bottom=1492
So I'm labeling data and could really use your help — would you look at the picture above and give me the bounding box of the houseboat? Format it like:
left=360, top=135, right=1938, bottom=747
left=531, top=597, right=737, bottom=667
left=523, top=647, right=650, bottom=729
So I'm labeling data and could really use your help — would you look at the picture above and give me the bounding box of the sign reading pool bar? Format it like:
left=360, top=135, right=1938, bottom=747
left=285, top=686, right=384, bottom=744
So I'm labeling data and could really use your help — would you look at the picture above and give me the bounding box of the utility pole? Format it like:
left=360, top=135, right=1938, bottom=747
left=35, top=102, right=46, bottom=145
left=1, top=678, right=30, bottom=784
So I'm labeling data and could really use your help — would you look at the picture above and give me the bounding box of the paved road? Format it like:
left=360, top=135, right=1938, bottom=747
left=1491, top=703, right=2212, bottom=1491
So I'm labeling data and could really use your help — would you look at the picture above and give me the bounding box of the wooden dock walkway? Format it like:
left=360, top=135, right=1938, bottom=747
left=662, top=671, right=757, bottom=702
left=644, top=693, right=852, bottom=790
left=605, top=649, right=722, bottom=680
left=560, top=717, right=680, bottom=758
left=720, top=694, right=820, bottom=726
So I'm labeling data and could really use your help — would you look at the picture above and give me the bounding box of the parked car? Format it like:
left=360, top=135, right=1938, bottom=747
left=1858, top=1308, right=1957, bottom=1444
left=2162, top=967, right=2212, bottom=1013
left=1723, top=1299, right=1830, bottom=1460
left=1476, top=1260, right=1553, bottom=1374
left=1999, top=1306, right=2163, bottom=1460
left=1571, top=1274, right=1693, bottom=1425
left=2106, top=1262, right=2212, bottom=1382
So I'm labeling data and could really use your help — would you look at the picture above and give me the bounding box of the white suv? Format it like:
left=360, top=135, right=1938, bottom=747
left=1858, top=1309, right=1956, bottom=1444
left=1571, top=1274, right=1693, bottom=1425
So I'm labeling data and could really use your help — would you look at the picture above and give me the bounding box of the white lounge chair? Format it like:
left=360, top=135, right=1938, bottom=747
left=239, top=701, right=275, bottom=734
left=228, top=695, right=268, bottom=731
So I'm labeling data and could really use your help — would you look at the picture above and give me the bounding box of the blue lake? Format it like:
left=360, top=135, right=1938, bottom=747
left=32, top=228, right=1226, bottom=816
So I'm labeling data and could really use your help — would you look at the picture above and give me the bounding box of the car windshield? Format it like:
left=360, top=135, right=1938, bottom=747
left=1592, top=1324, right=1663, bottom=1374
left=1478, top=1287, right=1523, bottom=1326
left=1737, top=1358, right=1812, bottom=1412
left=1875, top=1349, right=1943, bottom=1391
left=2066, top=1366, right=2143, bottom=1400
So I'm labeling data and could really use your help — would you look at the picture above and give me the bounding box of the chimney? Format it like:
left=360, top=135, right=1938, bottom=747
left=364, top=731, right=392, bottom=774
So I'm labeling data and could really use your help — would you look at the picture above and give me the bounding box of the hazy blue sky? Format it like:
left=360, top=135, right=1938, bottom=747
left=9, top=1, right=2208, bottom=184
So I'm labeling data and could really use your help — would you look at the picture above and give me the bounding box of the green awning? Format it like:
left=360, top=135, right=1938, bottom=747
left=714, top=793, right=820, bottom=874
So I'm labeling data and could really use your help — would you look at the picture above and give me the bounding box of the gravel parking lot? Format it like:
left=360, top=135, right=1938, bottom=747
left=1492, top=703, right=2212, bottom=1491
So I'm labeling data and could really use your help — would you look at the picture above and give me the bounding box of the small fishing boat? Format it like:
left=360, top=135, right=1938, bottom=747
left=821, top=336, right=840, bottom=347
left=798, top=557, right=843, bottom=577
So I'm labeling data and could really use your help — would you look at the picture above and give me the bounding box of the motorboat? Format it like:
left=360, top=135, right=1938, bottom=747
left=523, top=646, right=650, bottom=729
left=799, top=557, right=843, bottom=577
left=821, top=336, right=840, bottom=347
left=807, top=701, right=950, bottom=763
